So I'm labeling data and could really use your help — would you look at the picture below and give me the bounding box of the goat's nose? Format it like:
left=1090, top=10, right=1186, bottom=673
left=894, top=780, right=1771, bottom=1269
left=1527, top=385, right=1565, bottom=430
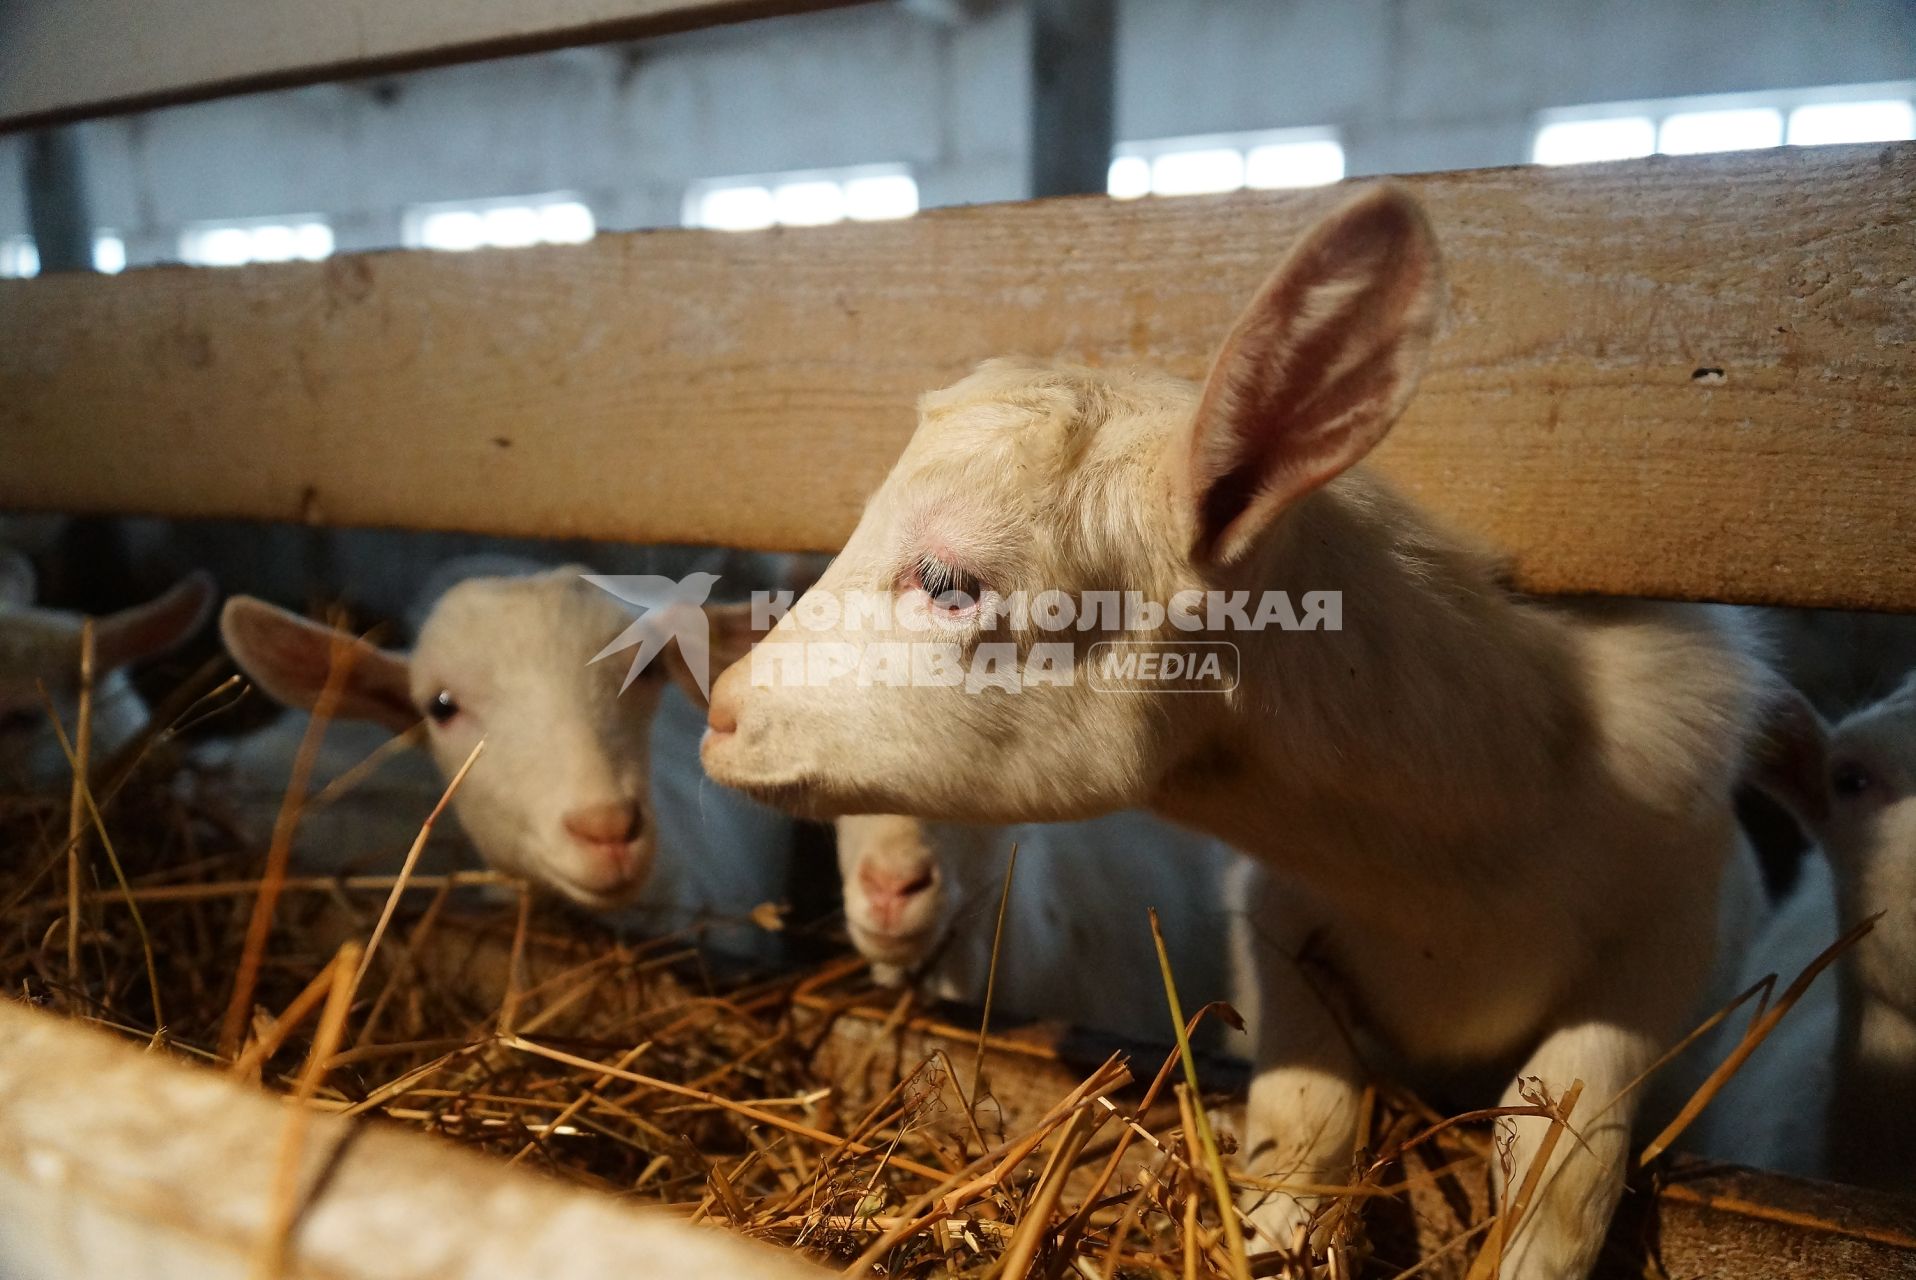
left=706, top=665, right=742, bottom=735
left=563, top=801, right=643, bottom=847
left=858, top=863, right=935, bottom=906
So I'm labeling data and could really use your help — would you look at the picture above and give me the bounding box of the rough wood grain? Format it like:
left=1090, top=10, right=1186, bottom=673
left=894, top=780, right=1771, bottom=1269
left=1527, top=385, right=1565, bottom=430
left=1629, top=1163, right=1916, bottom=1279
left=0, top=0, right=873, bottom=131
left=0, top=998, right=830, bottom=1280
left=2, top=145, right=1912, bottom=609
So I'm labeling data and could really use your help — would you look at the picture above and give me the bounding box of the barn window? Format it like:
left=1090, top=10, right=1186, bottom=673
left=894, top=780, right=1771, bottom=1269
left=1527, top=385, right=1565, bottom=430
left=1657, top=108, right=1784, bottom=155
left=92, top=234, right=126, bottom=274
left=684, top=167, right=919, bottom=232
left=1787, top=99, right=1916, bottom=145
left=404, top=196, right=595, bottom=252
left=1, top=233, right=128, bottom=276
left=1107, top=130, right=1344, bottom=200
left=180, top=218, right=334, bottom=266
left=1533, top=83, right=1916, bottom=164
left=1531, top=117, right=1657, bottom=166
left=0, top=236, right=40, bottom=277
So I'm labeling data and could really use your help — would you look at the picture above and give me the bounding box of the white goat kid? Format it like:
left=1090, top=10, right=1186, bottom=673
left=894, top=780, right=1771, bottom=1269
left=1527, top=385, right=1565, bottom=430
left=221, top=567, right=789, bottom=940
left=701, top=187, right=1772, bottom=1277
left=1698, top=674, right=1916, bottom=1190
left=835, top=812, right=1235, bottom=1042
left=222, top=568, right=661, bottom=910
left=0, top=548, right=214, bottom=788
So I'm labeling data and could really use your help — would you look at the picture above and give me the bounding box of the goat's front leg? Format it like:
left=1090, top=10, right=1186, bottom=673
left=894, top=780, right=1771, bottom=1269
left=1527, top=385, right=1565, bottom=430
left=1233, top=878, right=1365, bottom=1255
left=1488, top=1018, right=1652, bottom=1279
left=1490, top=921, right=1704, bottom=1280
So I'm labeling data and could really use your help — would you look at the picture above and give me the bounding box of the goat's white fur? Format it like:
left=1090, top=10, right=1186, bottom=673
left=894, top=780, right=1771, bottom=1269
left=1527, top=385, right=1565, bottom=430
left=221, top=563, right=790, bottom=948
left=702, top=187, right=1776, bottom=1277
left=835, top=812, right=1235, bottom=1043
left=1693, top=672, right=1916, bottom=1190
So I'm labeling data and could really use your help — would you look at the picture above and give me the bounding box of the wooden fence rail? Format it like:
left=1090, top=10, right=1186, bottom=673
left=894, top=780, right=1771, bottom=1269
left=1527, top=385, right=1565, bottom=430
left=3, top=145, right=1912, bottom=610
left=0, top=0, right=873, bottom=132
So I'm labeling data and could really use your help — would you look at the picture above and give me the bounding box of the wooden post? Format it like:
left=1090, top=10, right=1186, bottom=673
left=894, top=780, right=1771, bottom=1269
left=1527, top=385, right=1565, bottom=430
left=1027, top=0, right=1114, bottom=198
left=24, top=128, right=92, bottom=272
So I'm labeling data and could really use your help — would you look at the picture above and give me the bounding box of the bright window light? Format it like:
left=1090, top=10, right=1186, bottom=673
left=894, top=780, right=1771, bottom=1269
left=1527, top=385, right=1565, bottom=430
left=92, top=234, right=126, bottom=274
left=249, top=224, right=299, bottom=262
left=407, top=196, right=596, bottom=252
left=1537, top=87, right=1916, bottom=167
left=0, top=236, right=39, bottom=278
left=773, top=180, right=846, bottom=227
left=843, top=174, right=919, bottom=221
left=1, top=234, right=126, bottom=275
left=693, top=185, right=776, bottom=232
left=1245, top=139, right=1345, bottom=188
left=417, top=210, right=484, bottom=251
left=1532, top=117, right=1656, bottom=165
left=1787, top=99, right=1915, bottom=146
left=1657, top=108, right=1784, bottom=155
left=1106, top=155, right=1151, bottom=200
left=686, top=168, right=916, bottom=232
left=1151, top=148, right=1245, bottom=196
left=1110, top=130, right=1343, bottom=199
left=539, top=202, right=596, bottom=244
left=482, top=206, right=543, bottom=248
left=188, top=227, right=252, bottom=266
left=181, top=219, right=333, bottom=267
left=295, top=223, right=334, bottom=259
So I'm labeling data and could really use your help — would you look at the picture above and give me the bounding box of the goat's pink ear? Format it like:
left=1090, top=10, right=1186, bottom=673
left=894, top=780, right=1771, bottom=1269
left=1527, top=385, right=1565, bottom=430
left=0, top=549, right=35, bottom=609
left=665, top=603, right=769, bottom=707
left=220, top=596, right=418, bottom=734
left=1749, top=685, right=1832, bottom=830
left=94, top=571, right=216, bottom=671
left=1187, top=184, right=1442, bottom=567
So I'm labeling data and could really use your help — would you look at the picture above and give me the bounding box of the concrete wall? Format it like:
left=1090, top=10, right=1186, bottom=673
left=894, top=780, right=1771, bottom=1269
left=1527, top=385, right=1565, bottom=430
left=1121, top=0, right=1916, bottom=176
left=0, top=4, right=1030, bottom=259
left=3, top=0, right=1912, bottom=256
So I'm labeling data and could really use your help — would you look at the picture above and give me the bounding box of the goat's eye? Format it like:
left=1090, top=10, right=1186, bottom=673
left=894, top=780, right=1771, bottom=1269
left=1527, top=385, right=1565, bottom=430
left=911, top=555, right=983, bottom=617
left=0, top=707, right=39, bottom=736
left=425, top=690, right=460, bottom=725
left=1831, top=760, right=1872, bottom=798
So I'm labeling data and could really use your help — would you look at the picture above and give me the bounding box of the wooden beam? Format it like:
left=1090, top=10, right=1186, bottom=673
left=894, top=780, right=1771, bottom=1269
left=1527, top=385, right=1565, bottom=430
left=2, top=145, right=1912, bottom=610
left=0, top=0, right=875, bottom=132
left=0, top=999, right=830, bottom=1279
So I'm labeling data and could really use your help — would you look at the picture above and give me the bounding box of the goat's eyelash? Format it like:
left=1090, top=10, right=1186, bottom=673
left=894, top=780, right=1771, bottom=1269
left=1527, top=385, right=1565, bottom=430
left=914, top=554, right=983, bottom=602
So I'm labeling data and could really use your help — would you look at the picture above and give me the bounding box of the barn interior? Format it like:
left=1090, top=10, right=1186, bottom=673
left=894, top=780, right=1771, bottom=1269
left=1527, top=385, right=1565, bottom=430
left=1, top=3, right=1913, bottom=1277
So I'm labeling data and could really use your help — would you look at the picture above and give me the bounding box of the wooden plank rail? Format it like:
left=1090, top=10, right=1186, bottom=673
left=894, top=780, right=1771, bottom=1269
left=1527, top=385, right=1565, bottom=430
left=0, top=998, right=831, bottom=1279
left=0, top=0, right=875, bottom=132
left=3, top=143, right=1913, bottom=610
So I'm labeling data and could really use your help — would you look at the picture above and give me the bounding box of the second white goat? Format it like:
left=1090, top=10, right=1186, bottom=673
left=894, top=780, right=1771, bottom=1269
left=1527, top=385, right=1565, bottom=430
left=835, top=812, right=1236, bottom=1042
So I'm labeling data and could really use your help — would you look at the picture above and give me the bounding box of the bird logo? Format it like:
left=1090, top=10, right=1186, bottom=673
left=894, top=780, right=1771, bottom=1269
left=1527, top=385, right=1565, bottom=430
left=582, top=571, right=723, bottom=697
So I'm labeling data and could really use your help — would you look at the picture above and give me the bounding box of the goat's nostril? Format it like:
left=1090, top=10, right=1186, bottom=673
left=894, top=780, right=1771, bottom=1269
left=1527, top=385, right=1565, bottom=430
left=564, top=801, right=643, bottom=846
left=859, top=864, right=936, bottom=903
